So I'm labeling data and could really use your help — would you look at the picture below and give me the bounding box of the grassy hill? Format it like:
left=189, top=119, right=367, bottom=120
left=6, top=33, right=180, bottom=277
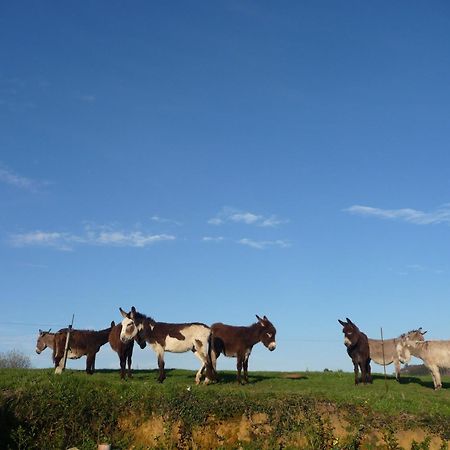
left=1, top=368, right=450, bottom=449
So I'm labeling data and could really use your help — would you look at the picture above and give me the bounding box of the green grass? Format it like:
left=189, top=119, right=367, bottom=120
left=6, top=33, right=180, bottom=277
left=1, top=368, right=450, bottom=449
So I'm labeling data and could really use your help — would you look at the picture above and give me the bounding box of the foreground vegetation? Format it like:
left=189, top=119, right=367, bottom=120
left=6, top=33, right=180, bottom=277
left=1, top=368, right=450, bottom=449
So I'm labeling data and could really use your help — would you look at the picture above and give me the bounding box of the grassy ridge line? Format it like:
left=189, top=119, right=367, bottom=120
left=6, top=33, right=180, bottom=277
left=1, top=369, right=450, bottom=449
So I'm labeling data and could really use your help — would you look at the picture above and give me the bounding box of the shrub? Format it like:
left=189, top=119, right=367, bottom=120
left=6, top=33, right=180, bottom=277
left=0, top=350, right=31, bottom=369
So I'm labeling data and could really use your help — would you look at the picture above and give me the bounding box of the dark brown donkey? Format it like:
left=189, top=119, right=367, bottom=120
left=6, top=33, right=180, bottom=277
left=210, top=315, right=277, bottom=384
left=109, top=321, right=146, bottom=379
left=338, top=318, right=372, bottom=385
left=53, top=324, right=113, bottom=374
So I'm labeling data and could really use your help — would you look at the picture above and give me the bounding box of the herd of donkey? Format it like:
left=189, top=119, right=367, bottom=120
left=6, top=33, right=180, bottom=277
left=34, top=307, right=450, bottom=390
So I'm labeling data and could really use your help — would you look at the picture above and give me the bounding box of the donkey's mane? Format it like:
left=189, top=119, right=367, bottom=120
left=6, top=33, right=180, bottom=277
left=399, top=329, right=422, bottom=339
left=133, top=311, right=156, bottom=326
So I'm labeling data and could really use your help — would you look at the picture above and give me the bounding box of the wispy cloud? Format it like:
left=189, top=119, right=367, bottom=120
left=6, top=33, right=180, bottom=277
left=345, top=204, right=450, bottom=225
left=389, top=264, right=445, bottom=276
left=208, top=207, right=288, bottom=227
left=0, top=163, right=46, bottom=192
left=150, top=215, right=182, bottom=226
left=10, top=225, right=176, bottom=251
left=202, top=236, right=224, bottom=242
left=80, top=94, right=96, bottom=103
left=237, top=238, right=291, bottom=250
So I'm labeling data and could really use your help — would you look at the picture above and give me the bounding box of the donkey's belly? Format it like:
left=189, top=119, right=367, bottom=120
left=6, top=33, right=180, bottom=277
left=161, top=337, right=193, bottom=353
left=67, top=350, right=84, bottom=359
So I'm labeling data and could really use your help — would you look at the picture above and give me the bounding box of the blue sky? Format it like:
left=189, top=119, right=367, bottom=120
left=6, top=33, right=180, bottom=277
left=1, top=1, right=450, bottom=373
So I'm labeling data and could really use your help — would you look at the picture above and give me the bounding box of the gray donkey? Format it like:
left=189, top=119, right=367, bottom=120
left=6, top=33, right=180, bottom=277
left=368, top=328, right=426, bottom=381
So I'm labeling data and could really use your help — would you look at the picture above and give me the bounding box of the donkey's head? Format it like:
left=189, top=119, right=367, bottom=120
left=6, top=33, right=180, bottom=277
left=256, top=315, right=277, bottom=351
left=396, top=328, right=427, bottom=363
left=405, top=328, right=427, bottom=342
left=119, top=306, right=141, bottom=343
left=338, top=318, right=360, bottom=348
left=135, top=328, right=147, bottom=349
left=36, top=329, right=51, bottom=354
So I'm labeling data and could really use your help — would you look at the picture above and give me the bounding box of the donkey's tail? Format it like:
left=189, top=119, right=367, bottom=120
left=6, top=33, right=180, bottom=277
left=205, top=330, right=218, bottom=382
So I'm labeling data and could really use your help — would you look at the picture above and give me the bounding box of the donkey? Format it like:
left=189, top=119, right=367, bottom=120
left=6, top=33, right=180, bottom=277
left=53, top=324, right=112, bottom=374
left=109, top=321, right=147, bottom=379
left=210, top=315, right=276, bottom=384
left=397, top=334, right=450, bottom=390
left=369, top=328, right=426, bottom=381
left=338, top=318, right=372, bottom=385
left=119, top=306, right=214, bottom=384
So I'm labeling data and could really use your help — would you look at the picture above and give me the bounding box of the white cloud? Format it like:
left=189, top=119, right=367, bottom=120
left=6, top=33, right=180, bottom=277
left=93, top=231, right=174, bottom=247
left=10, top=225, right=176, bottom=251
left=237, top=238, right=290, bottom=250
left=208, top=207, right=288, bottom=228
left=202, top=236, right=224, bottom=242
left=150, top=215, right=182, bottom=226
left=10, top=231, right=74, bottom=251
left=207, top=217, right=224, bottom=225
left=0, top=163, right=45, bottom=191
left=344, top=204, right=450, bottom=225
left=80, top=94, right=96, bottom=102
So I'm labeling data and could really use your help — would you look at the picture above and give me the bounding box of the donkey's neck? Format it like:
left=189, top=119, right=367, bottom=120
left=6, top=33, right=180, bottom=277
left=43, top=333, right=56, bottom=349
left=142, top=317, right=156, bottom=332
left=92, top=327, right=112, bottom=346
left=248, top=323, right=264, bottom=346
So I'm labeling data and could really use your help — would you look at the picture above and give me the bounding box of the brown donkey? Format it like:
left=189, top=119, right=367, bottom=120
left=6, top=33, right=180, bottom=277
left=109, top=321, right=146, bottom=379
left=53, top=324, right=112, bottom=374
left=338, top=318, right=372, bottom=385
left=210, top=315, right=276, bottom=384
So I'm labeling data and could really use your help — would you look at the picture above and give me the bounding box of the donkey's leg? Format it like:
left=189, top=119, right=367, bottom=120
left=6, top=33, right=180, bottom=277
left=54, top=349, right=64, bottom=375
left=127, top=346, right=133, bottom=378
left=394, top=358, right=401, bottom=382
left=353, top=361, right=359, bottom=385
left=154, top=346, right=166, bottom=383
left=359, top=361, right=367, bottom=384
left=428, top=364, right=442, bottom=389
left=86, top=353, right=96, bottom=375
left=157, top=354, right=165, bottom=383
left=243, top=356, right=249, bottom=384
left=366, top=359, right=372, bottom=383
left=208, top=347, right=219, bottom=383
left=236, top=355, right=244, bottom=384
left=119, top=352, right=126, bottom=379
left=193, top=350, right=206, bottom=385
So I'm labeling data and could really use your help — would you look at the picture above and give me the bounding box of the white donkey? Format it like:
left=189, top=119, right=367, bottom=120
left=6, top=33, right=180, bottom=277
left=368, top=328, right=426, bottom=381
left=397, top=333, right=450, bottom=390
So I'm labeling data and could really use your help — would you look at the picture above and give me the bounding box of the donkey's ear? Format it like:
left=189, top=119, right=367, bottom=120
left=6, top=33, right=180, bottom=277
left=131, top=306, right=137, bottom=318
left=338, top=319, right=346, bottom=326
left=256, top=314, right=265, bottom=325
left=263, top=315, right=268, bottom=321
left=48, top=328, right=51, bottom=333
left=421, top=330, right=427, bottom=335
left=346, top=318, right=354, bottom=325
left=39, top=329, right=43, bottom=334
left=119, top=307, right=128, bottom=318
left=111, top=320, right=115, bottom=327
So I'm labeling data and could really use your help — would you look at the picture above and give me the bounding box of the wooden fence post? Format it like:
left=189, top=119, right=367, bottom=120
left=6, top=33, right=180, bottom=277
left=61, top=314, right=75, bottom=373
left=380, top=326, right=388, bottom=393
